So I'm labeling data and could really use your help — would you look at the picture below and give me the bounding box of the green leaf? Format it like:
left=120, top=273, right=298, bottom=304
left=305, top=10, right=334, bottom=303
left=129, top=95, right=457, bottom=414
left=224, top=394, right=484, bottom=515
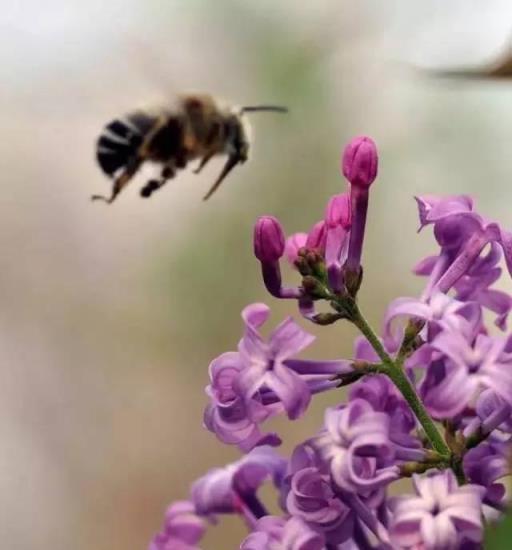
left=485, top=509, right=512, bottom=549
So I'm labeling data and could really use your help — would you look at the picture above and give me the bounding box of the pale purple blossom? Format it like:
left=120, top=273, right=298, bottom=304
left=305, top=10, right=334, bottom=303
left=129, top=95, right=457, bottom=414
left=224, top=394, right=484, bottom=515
left=235, top=303, right=352, bottom=420
left=240, top=516, right=325, bottom=550
left=430, top=328, right=512, bottom=409
left=191, top=447, right=286, bottom=520
left=383, top=292, right=481, bottom=346
left=149, top=142, right=512, bottom=550
left=148, top=501, right=206, bottom=550
left=286, top=466, right=355, bottom=543
left=312, top=399, right=398, bottom=494
left=390, top=470, right=485, bottom=549
left=350, top=375, right=424, bottom=461
left=464, top=437, right=510, bottom=509
left=204, top=351, right=281, bottom=451
left=415, top=194, right=512, bottom=296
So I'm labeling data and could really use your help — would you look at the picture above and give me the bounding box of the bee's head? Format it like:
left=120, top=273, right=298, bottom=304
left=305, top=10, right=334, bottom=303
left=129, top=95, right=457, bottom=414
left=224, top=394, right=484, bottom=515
left=224, top=112, right=250, bottom=162
left=202, top=104, right=287, bottom=201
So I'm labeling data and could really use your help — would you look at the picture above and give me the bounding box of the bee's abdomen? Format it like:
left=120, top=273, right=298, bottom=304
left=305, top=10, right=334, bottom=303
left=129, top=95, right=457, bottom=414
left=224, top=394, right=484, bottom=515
left=96, top=113, right=154, bottom=176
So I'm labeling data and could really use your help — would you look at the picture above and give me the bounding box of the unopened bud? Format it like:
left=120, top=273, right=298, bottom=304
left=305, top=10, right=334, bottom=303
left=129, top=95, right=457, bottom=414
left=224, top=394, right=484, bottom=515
left=342, top=136, right=378, bottom=188
left=253, top=216, right=285, bottom=262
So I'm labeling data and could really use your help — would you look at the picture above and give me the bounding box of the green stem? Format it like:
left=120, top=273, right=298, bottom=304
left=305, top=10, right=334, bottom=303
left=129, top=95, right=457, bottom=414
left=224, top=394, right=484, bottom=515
left=349, top=302, right=451, bottom=458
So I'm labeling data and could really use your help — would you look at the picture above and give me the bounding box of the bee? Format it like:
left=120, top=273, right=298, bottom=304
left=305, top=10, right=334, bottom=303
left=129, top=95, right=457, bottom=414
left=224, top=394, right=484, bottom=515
left=92, top=93, right=287, bottom=203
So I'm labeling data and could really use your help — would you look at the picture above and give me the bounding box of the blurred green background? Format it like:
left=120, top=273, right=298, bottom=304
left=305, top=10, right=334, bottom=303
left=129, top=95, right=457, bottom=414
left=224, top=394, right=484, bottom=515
left=2, top=1, right=512, bottom=549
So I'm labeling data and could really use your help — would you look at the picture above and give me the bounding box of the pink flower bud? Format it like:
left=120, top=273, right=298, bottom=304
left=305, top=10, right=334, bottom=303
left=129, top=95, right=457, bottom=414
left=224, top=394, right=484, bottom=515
left=305, top=221, right=327, bottom=252
left=285, top=232, right=308, bottom=266
left=254, top=216, right=285, bottom=262
left=342, top=136, right=378, bottom=188
left=325, top=193, right=351, bottom=229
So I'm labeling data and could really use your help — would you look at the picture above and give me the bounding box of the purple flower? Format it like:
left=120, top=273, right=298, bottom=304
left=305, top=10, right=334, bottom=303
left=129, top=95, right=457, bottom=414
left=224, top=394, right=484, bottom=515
left=463, top=389, right=512, bottom=439
left=419, top=357, right=474, bottom=419
left=191, top=447, right=286, bottom=521
left=350, top=375, right=424, bottom=461
left=389, top=470, right=484, bottom=549
left=204, top=351, right=281, bottom=452
left=415, top=194, right=512, bottom=296
left=415, top=241, right=512, bottom=330
left=240, top=516, right=325, bottom=550
left=286, top=466, right=355, bottom=543
left=312, top=399, right=398, bottom=494
left=383, top=292, right=481, bottom=346
left=148, top=501, right=206, bottom=550
left=430, top=328, right=512, bottom=409
left=463, top=435, right=510, bottom=509
left=235, top=303, right=351, bottom=420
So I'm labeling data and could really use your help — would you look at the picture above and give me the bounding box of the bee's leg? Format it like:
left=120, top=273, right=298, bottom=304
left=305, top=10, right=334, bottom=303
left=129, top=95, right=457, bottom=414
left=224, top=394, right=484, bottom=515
left=92, top=156, right=142, bottom=204
left=140, top=164, right=176, bottom=198
left=193, top=151, right=215, bottom=174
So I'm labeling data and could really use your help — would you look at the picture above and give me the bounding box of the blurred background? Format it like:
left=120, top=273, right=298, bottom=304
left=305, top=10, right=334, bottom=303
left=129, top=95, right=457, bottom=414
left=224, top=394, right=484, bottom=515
left=2, top=1, right=512, bottom=548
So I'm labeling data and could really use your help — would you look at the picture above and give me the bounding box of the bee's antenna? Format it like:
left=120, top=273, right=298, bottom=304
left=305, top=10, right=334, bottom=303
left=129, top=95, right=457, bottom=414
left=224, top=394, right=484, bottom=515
left=203, top=155, right=240, bottom=201
left=240, top=105, right=288, bottom=114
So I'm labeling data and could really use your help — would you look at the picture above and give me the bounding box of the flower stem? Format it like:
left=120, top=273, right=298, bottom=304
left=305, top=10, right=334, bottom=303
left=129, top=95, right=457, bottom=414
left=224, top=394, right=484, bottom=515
left=348, top=302, right=451, bottom=458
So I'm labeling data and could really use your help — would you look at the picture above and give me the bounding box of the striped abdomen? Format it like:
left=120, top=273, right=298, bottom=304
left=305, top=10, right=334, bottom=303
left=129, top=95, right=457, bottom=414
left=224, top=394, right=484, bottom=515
left=96, top=112, right=156, bottom=177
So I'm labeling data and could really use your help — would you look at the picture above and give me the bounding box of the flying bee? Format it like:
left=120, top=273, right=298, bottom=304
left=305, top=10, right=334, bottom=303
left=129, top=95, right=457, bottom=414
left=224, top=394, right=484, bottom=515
left=92, top=93, right=287, bottom=203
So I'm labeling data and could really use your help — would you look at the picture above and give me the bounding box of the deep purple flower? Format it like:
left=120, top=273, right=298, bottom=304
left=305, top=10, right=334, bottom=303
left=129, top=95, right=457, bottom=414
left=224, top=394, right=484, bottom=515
left=191, top=447, right=286, bottom=521
left=389, top=470, right=484, bottom=549
left=253, top=216, right=300, bottom=299
left=415, top=194, right=512, bottom=296
left=240, top=516, right=325, bottom=550
left=148, top=501, right=206, bottom=550
left=204, top=351, right=281, bottom=452
left=235, top=303, right=352, bottom=420
left=312, top=399, right=398, bottom=494
left=254, top=216, right=286, bottom=262
left=286, top=466, right=355, bottom=543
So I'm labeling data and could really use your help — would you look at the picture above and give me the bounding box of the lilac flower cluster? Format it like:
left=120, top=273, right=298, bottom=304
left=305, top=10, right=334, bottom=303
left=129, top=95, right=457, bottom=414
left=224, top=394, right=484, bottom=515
left=149, top=137, right=512, bottom=549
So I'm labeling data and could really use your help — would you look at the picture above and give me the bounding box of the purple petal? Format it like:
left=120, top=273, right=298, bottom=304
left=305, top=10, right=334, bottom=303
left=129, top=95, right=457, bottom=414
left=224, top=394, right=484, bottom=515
left=266, top=363, right=311, bottom=419
left=269, top=317, right=315, bottom=360
left=284, top=358, right=354, bottom=376
left=413, top=254, right=438, bottom=276
left=242, top=302, right=271, bottom=329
